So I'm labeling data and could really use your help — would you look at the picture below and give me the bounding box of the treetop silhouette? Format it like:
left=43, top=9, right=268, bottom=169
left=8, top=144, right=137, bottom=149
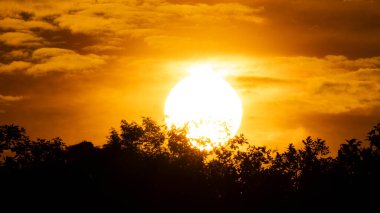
left=1, top=119, right=380, bottom=212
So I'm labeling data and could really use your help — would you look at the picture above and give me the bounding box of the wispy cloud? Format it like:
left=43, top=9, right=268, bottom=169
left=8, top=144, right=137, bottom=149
left=0, top=94, right=23, bottom=102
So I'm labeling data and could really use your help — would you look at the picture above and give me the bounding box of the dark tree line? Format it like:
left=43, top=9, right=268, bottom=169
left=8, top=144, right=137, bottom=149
left=1, top=118, right=380, bottom=212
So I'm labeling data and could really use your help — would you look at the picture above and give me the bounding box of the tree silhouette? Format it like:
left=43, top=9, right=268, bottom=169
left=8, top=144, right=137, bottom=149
left=1, top=120, right=380, bottom=212
left=338, top=139, right=363, bottom=176
left=368, top=123, right=380, bottom=149
left=272, top=143, right=300, bottom=189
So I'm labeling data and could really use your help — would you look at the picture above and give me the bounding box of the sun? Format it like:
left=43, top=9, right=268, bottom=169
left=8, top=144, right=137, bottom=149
left=165, top=63, right=243, bottom=151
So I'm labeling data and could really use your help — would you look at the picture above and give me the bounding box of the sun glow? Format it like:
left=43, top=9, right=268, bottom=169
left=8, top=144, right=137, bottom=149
left=165, top=63, right=243, bottom=151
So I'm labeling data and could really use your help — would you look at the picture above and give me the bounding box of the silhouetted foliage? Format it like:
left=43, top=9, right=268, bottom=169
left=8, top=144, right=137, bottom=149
left=1, top=120, right=380, bottom=212
left=368, top=123, right=380, bottom=149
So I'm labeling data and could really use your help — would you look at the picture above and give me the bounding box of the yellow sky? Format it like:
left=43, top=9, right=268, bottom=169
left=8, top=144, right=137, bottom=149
left=1, top=0, right=380, bottom=152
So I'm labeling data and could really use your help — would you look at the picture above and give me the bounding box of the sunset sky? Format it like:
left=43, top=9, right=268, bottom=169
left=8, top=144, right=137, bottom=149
left=1, top=0, right=380, bottom=152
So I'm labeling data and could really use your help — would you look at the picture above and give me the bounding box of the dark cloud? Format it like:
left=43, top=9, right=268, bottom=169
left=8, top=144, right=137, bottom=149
left=297, top=105, right=380, bottom=152
left=191, top=0, right=380, bottom=57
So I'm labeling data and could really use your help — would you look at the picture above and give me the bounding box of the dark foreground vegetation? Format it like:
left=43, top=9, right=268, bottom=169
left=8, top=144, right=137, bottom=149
left=1, top=118, right=380, bottom=212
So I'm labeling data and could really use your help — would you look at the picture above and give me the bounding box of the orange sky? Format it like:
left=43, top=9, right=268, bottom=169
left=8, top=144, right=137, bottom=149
left=1, top=0, right=380, bottom=152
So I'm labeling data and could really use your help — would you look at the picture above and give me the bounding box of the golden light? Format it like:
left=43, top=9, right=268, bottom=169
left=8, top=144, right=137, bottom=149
left=165, top=63, right=243, bottom=151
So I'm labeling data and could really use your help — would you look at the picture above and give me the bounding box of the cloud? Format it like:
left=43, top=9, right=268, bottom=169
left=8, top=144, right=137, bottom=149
left=54, top=1, right=263, bottom=35
left=295, top=105, right=380, bottom=151
left=229, top=54, right=380, bottom=151
left=231, top=76, right=294, bottom=88
left=344, top=68, right=380, bottom=80
left=26, top=48, right=106, bottom=75
left=32, top=47, right=76, bottom=59
left=47, top=0, right=262, bottom=52
left=0, top=94, right=24, bottom=114
left=1, top=0, right=380, bottom=58
left=6, top=50, right=30, bottom=59
left=0, top=61, right=32, bottom=73
left=0, top=31, right=43, bottom=46
left=0, top=0, right=265, bottom=72
left=48, top=1, right=263, bottom=52
left=235, top=55, right=380, bottom=114
left=0, top=47, right=106, bottom=75
left=0, top=94, right=23, bottom=102
left=0, top=17, right=55, bottom=31
left=0, top=0, right=380, bottom=152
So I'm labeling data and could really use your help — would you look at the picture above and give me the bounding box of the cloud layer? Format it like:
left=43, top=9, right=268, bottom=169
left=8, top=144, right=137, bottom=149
left=0, top=0, right=379, bottom=152
left=228, top=55, right=380, bottom=150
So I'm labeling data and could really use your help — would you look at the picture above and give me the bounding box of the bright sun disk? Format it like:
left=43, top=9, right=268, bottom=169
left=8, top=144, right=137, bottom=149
left=165, top=63, right=243, bottom=151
